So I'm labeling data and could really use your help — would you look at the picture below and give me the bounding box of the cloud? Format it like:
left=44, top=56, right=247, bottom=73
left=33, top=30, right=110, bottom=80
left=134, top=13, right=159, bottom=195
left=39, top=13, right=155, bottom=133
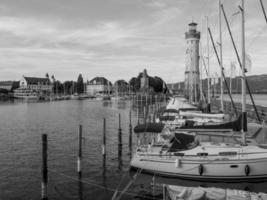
left=0, top=0, right=265, bottom=83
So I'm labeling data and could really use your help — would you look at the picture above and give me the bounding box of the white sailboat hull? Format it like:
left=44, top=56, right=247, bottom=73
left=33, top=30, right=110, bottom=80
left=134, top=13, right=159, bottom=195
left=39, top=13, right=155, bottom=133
left=130, top=145, right=267, bottom=181
left=131, top=155, right=267, bottom=181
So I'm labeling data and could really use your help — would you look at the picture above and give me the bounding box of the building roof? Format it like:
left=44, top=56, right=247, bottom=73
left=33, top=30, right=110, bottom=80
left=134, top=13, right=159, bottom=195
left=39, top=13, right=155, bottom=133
left=24, top=77, right=50, bottom=84
left=88, top=77, right=112, bottom=85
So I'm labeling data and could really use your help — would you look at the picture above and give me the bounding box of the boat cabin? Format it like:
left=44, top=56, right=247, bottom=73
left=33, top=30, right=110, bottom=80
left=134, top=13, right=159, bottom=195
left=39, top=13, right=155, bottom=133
left=134, top=123, right=168, bottom=146
left=134, top=123, right=200, bottom=153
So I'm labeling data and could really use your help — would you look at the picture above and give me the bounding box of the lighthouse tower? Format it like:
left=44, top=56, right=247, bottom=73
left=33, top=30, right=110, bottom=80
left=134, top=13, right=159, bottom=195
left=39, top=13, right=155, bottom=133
left=184, top=22, right=201, bottom=103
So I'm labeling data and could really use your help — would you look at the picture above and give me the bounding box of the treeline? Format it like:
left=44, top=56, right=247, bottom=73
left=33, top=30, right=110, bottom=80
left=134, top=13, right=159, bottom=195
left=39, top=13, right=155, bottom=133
left=47, top=70, right=169, bottom=95
left=47, top=73, right=85, bottom=95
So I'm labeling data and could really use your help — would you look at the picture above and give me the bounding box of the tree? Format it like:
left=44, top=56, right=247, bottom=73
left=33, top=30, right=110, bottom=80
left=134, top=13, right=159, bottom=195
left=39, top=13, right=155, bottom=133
left=63, top=81, right=73, bottom=94
left=77, top=74, right=84, bottom=94
left=129, top=77, right=140, bottom=92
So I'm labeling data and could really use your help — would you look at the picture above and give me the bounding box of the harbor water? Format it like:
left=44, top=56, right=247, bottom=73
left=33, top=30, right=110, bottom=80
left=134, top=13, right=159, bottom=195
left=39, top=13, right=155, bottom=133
left=1, top=98, right=267, bottom=200
left=222, top=94, right=267, bottom=107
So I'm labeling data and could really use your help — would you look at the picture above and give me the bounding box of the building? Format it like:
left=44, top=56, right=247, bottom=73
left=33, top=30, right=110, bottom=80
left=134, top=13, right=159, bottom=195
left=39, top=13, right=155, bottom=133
left=19, top=76, right=52, bottom=92
left=184, top=22, right=201, bottom=103
left=86, top=77, right=112, bottom=96
left=140, top=69, right=150, bottom=93
left=0, top=81, right=19, bottom=91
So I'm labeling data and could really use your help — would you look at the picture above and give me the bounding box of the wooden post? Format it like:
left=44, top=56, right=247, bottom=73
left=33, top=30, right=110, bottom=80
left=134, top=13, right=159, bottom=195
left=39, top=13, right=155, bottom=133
left=137, top=108, right=140, bottom=125
left=152, top=175, right=155, bottom=199
left=129, top=111, right=132, bottom=154
left=41, top=134, right=48, bottom=200
left=143, top=106, right=146, bottom=124
left=102, top=118, right=106, bottom=157
left=102, top=118, right=106, bottom=187
left=140, top=94, right=142, bottom=109
left=77, top=125, right=82, bottom=176
left=118, top=114, right=122, bottom=158
left=163, top=184, right=166, bottom=200
left=118, top=113, right=123, bottom=169
left=136, top=94, right=139, bottom=109
left=147, top=105, right=150, bottom=120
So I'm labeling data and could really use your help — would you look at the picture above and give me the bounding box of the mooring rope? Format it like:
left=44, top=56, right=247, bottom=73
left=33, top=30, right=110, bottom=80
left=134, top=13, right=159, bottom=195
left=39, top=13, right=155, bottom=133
left=49, top=168, right=163, bottom=199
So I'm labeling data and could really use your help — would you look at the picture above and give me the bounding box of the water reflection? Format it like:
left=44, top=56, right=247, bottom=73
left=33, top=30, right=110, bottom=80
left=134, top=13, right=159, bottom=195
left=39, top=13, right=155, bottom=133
left=78, top=172, right=83, bottom=200
left=102, top=100, right=111, bottom=108
left=102, top=154, right=107, bottom=188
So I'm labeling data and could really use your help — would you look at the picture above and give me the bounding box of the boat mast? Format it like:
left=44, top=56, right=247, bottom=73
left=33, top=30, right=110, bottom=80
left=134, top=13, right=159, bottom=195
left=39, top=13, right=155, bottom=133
left=241, top=0, right=247, bottom=144
left=194, top=72, right=198, bottom=104
left=199, top=55, right=203, bottom=101
left=214, top=75, right=216, bottom=98
left=219, top=0, right=224, bottom=111
left=206, top=16, right=211, bottom=112
left=230, top=62, right=233, bottom=95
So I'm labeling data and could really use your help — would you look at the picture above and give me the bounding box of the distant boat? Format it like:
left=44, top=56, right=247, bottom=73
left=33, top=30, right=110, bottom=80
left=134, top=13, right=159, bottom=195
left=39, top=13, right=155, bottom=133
left=78, top=94, right=90, bottom=100
left=70, top=93, right=79, bottom=100
left=95, top=94, right=110, bottom=101
left=13, top=88, right=39, bottom=99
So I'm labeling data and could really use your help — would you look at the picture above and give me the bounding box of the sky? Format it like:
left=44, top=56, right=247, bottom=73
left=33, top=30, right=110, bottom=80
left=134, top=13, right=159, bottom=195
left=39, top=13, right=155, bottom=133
left=0, top=0, right=266, bottom=83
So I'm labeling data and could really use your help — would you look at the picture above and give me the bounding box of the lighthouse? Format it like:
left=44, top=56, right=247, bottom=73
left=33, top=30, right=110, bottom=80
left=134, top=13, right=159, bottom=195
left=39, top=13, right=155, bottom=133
left=184, top=22, right=201, bottom=103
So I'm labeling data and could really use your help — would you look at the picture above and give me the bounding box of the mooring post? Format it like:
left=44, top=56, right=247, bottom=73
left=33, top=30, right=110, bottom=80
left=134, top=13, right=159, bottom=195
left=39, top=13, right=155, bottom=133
left=77, top=124, right=82, bottom=177
left=118, top=113, right=122, bottom=158
left=102, top=118, right=106, bottom=157
left=143, top=106, right=146, bottom=124
left=152, top=175, right=155, bottom=199
left=102, top=118, right=106, bottom=187
left=118, top=113, right=122, bottom=169
left=137, top=108, right=140, bottom=125
left=136, top=94, right=139, bottom=108
left=78, top=128, right=83, bottom=200
left=41, top=134, right=48, bottom=200
left=129, top=111, right=132, bottom=154
left=140, top=94, right=142, bottom=110
left=147, top=105, right=150, bottom=119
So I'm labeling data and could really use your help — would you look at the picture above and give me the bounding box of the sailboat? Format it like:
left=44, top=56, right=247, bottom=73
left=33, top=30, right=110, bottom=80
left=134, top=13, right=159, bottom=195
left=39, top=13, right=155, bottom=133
left=130, top=0, right=267, bottom=181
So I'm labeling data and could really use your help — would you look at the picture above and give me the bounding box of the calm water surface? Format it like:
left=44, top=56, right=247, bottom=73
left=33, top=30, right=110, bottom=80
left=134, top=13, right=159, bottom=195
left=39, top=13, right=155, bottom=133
left=1, top=99, right=267, bottom=200
left=224, top=94, right=267, bottom=107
